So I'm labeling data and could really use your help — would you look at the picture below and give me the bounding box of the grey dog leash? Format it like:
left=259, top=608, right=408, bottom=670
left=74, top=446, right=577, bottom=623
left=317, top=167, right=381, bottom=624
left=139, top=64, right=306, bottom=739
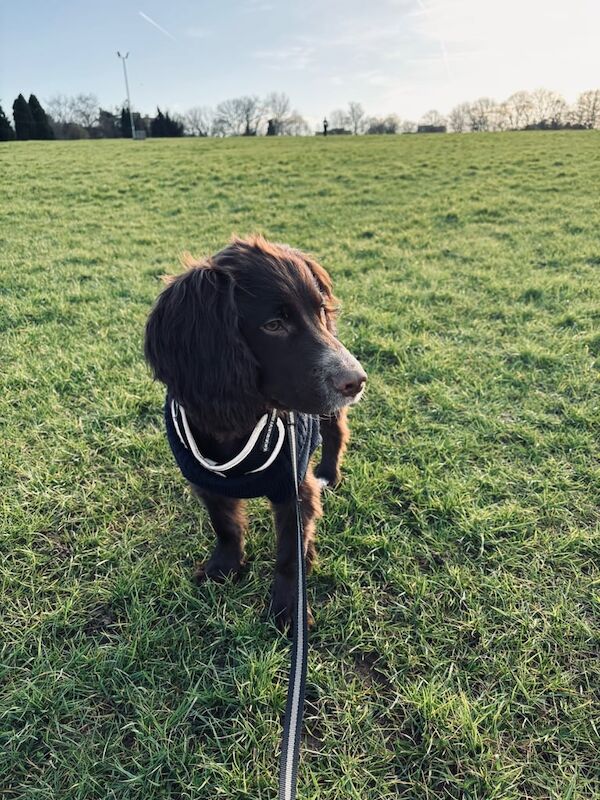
left=277, top=411, right=308, bottom=800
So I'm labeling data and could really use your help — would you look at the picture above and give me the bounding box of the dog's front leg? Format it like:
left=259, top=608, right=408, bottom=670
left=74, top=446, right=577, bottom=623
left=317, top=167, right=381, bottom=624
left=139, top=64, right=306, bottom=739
left=315, top=408, right=350, bottom=488
left=270, top=469, right=322, bottom=632
left=192, top=486, right=246, bottom=582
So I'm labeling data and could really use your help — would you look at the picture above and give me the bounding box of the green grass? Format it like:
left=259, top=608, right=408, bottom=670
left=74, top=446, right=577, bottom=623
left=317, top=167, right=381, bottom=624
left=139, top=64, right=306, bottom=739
left=1, top=132, right=599, bottom=799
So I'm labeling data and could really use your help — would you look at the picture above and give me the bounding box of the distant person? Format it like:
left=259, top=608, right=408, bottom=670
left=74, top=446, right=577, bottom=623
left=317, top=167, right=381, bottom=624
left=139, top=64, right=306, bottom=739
left=323, top=118, right=328, bottom=137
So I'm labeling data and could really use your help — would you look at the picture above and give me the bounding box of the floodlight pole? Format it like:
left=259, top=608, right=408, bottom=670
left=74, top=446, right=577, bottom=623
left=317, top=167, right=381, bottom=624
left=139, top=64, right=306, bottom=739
left=117, top=51, right=136, bottom=138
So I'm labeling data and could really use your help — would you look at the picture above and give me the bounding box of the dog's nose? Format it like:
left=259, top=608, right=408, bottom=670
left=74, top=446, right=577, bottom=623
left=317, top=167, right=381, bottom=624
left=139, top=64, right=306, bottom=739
left=332, top=368, right=367, bottom=398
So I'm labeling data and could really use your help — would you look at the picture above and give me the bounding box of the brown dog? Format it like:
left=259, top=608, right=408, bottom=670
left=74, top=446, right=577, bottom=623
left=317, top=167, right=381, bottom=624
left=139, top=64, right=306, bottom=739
left=144, top=235, right=366, bottom=629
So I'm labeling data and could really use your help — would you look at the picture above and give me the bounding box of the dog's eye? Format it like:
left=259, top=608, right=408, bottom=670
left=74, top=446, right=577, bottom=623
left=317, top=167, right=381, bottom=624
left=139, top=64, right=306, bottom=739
left=262, top=319, right=284, bottom=333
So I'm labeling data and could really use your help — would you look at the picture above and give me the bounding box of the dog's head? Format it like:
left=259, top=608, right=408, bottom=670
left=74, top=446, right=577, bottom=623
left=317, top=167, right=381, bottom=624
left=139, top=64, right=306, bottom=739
left=144, top=236, right=366, bottom=435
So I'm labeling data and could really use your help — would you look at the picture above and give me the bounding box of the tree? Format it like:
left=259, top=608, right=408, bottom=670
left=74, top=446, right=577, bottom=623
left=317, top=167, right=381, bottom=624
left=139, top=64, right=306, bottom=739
left=529, top=88, right=567, bottom=128
left=366, top=115, right=399, bottom=134
left=94, top=109, right=120, bottom=138
left=167, top=111, right=184, bottom=137
left=347, top=101, right=366, bottom=134
left=28, top=94, right=54, bottom=139
left=0, top=104, right=16, bottom=140
left=213, top=98, right=246, bottom=136
left=58, top=123, right=90, bottom=140
left=572, top=90, right=600, bottom=129
left=488, top=102, right=511, bottom=132
left=183, top=106, right=213, bottom=136
left=329, top=108, right=350, bottom=130
left=262, top=93, right=310, bottom=136
left=239, top=95, right=262, bottom=135
left=467, top=98, right=496, bottom=132
left=70, top=93, right=99, bottom=128
left=281, top=113, right=310, bottom=136
left=503, top=91, right=534, bottom=129
left=120, top=106, right=134, bottom=138
left=264, top=92, right=291, bottom=135
left=150, top=108, right=183, bottom=137
left=119, top=107, right=150, bottom=137
left=46, top=94, right=73, bottom=124
left=421, top=110, right=446, bottom=127
left=400, top=120, right=417, bottom=133
left=12, top=94, right=35, bottom=140
left=448, top=102, right=470, bottom=132
left=212, top=96, right=263, bottom=136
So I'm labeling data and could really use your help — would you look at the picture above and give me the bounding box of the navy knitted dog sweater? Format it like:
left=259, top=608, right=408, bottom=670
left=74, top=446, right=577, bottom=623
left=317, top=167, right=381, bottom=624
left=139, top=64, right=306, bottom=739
left=164, top=394, right=321, bottom=503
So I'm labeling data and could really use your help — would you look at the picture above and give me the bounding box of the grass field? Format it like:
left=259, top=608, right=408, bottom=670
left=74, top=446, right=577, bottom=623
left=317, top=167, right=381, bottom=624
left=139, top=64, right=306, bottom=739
left=1, top=132, right=599, bottom=799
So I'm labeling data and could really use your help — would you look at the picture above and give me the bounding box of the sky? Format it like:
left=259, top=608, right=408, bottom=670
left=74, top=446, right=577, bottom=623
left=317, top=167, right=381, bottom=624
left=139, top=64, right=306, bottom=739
left=1, top=0, right=599, bottom=128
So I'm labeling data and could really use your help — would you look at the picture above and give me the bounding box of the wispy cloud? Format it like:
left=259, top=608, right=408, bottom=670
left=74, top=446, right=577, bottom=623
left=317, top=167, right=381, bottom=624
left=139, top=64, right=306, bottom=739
left=296, top=21, right=410, bottom=53
left=253, top=44, right=315, bottom=71
left=138, top=11, right=176, bottom=41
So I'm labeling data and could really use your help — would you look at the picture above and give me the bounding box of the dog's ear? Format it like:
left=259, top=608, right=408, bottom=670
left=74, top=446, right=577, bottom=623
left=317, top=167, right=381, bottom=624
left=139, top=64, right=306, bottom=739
left=144, top=264, right=261, bottom=434
left=303, top=254, right=340, bottom=336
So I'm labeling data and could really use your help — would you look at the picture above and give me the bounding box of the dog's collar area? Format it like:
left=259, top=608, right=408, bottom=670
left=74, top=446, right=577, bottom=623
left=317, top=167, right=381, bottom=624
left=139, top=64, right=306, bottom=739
left=170, top=399, right=285, bottom=477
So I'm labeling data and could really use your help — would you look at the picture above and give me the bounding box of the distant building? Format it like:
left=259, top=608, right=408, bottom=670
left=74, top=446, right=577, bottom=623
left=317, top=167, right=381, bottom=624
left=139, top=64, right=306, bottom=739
left=417, top=124, right=447, bottom=133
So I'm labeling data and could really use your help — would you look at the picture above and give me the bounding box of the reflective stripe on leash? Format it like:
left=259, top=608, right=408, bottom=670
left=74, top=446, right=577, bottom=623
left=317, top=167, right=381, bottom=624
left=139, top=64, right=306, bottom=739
left=278, top=411, right=308, bottom=800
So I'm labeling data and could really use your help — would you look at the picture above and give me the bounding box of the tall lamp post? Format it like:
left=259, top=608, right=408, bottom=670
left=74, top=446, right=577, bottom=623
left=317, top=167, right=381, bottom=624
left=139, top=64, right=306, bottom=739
left=116, top=51, right=136, bottom=138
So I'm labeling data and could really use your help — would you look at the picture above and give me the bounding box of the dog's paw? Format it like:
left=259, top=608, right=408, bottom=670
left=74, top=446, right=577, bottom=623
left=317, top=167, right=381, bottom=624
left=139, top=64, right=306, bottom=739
left=270, top=573, right=314, bottom=635
left=314, top=462, right=341, bottom=489
left=194, top=548, right=244, bottom=584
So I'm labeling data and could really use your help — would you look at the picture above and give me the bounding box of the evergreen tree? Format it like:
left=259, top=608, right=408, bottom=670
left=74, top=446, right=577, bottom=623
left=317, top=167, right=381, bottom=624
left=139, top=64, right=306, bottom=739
left=12, top=94, right=35, bottom=140
left=151, top=108, right=166, bottom=137
left=120, top=107, right=134, bottom=138
left=132, top=112, right=147, bottom=135
left=151, top=108, right=184, bottom=137
left=164, top=111, right=184, bottom=137
left=118, top=107, right=147, bottom=138
left=0, top=104, right=15, bottom=141
left=28, top=94, right=54, bottom=139
left=94, top=109, right=120, bottom=138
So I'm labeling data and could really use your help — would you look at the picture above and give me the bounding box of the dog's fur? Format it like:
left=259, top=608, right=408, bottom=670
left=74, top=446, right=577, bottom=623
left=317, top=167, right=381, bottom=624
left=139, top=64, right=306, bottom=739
left=145, top=236, right=366, bottom=629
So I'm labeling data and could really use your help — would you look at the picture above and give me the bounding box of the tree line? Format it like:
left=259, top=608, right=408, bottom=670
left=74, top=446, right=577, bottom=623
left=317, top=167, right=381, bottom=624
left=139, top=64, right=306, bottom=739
left=332, top=89, right=600, bottom=134
left=0, top=93, right=185, bottom=140
left=1, top=88, right=599, bottom=142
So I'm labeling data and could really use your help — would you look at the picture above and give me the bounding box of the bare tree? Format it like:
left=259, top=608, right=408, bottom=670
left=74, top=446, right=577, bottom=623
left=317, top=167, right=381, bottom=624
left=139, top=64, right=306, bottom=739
left=211, top=118, right=228, bottom=137
left=530, top=88, right=567, bottom=128
left=329, top=108, right=350, bottom=130
left=503, top=91, right=534, bottom=129
left=237, top=95, right=263, bottom=135
left=265, top=91, right=290, bottom=120
left=184, top=106, right=213, bottom=136
left=70, top=93, right=99, bottom=128
left=448, top=102, right=470, bottom=132
left=213, top=98, right=246, bottom=136
left=467, top=98, right=496, bottom=131
left=400, top=120, right=417, bottom=133
left=46, top=94, right=73, bottom=124
left=347, top=101, right=366, bottom=134
left=384, top=114, right=400, bottom=133
left=572, top=89, right=600, bottom=129
left=489, top=102, right=511, bottom=132
left=263, top=91, right=291, bottom=134
left=420, top=109, right=446, bottom=128
left=365, top=114, right=400, bottom=134
left=281, top=113, right=310, bottom=136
